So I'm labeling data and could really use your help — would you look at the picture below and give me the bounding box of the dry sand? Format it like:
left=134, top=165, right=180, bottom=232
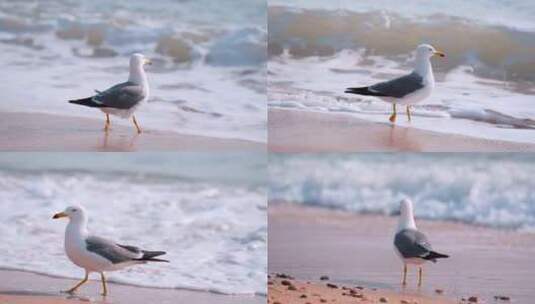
left=0, top=269, right=264, bottom=304
left=0, top=112, right=264, bottom=151
left=268, top=108, right=535, bottom=152
left=269, top=203, right=535, bottom=304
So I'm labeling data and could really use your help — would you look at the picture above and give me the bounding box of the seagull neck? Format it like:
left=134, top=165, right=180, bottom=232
left=398, top=210, right=417, bottom=231
left=66, top=217, right=88, bottom=238
left=128, top=65, right=147, bottom=86
left=415, top=56, right=432, bottom=79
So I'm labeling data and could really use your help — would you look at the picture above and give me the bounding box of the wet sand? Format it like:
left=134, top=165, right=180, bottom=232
left=0, top=269, right=264, bottom=304
left=269, top=203, right=535, bottom=304
left=0, top=112, right=264, bottom=151
left=268, top=108, right=535, bottom=152
left=269, top=275, right=456, bottom=304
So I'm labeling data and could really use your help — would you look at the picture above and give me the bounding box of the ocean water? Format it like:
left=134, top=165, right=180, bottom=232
left=269, top=153, right=535, bottom=233
left=268, top=1, right=535, bottom=143
left=0, top=153, right=267, bottom=295
left=0, top=0, right=267, bottom=142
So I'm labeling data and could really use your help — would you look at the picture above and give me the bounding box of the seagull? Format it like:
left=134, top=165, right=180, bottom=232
left=393, top=198, right=448, bottom=287
left=345, top=44, right=445, bottom=123
left=53, top=206, right=168, bottom=296
left=68, top=53, right=152, bottom=134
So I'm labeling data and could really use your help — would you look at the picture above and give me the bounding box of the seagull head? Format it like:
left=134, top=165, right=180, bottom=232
left=398, top=198, right=417, bottom=230
left=416, top=44, right=445, bottom=59
left=53, top=205, right=87, bottom=222
left=130, top=53, right=152, bottom=68
left=400, top=198, right=413, bottom=215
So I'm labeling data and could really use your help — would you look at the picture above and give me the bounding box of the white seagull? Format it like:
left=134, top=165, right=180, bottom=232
left=69, top=53, right=152, bottom=134
left=393, top=198, right=448, bottom=286
left=345, top=44, right=445, bottom=123
left=53, top=206, right=168, bottom=296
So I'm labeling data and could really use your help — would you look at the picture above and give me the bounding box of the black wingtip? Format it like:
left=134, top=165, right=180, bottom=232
left=345, top=87, right=371, bottom=95
left=145, top=258, right=170, bottom=263
left=424, top=251, right=449, bottom=261
left=68, top=97, right=105, bottom=108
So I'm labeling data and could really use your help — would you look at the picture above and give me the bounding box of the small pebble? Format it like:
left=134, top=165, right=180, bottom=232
left=435, top=289, right=444, bottom=294
left=275, top=273, right=294, bottom=279
left=320, top=275, right=330, bottom=281
left=468, top=296, right=478, bottom=303
left=494, top=296, right=511, bottom=301
left=326, top=283, right=338, bottom=289
left=379, top=297, right=388, bottom=303
left=281, top=280, right=292, bottom=286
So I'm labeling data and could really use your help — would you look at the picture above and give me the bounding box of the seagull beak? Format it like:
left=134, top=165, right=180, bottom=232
left=434, top=51, right=446, bottom=58
left=53, top=212, right=67, bottom=219
left=144, top=59, right=153, bottom=65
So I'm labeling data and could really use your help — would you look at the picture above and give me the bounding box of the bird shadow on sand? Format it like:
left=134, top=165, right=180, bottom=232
left=385, top=124, right=423, bottom=151
left=96, top=130, right=141, bottom=151
left=0, top=290, right=112, bottom=303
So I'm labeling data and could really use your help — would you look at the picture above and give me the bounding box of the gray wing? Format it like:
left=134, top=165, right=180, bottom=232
left=394, top=229, right=433, bottom=259
left=369, top=72, right=424, bottom=98
left=93, top=81, right=145, bottom=109
left=85, top=236, right=142, bottom=264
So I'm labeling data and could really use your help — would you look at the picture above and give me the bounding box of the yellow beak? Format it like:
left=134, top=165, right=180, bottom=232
left=434, top=51, right=446, bottom=58
left=53, top=212, right=68, bottom=219
left=144, top=58, right=152, bottom=65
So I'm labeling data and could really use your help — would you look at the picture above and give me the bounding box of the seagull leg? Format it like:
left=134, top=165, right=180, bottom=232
left=389, top=103, right=397, bottom=123
left=418, top=267, right=423, bottom=287
left=402, top=264, right=407, bottom=286
left=64, top=271, right=89, bottom=294
left=104, top=114, right=110, bottom=132
left=100, top=272, right=108, bottom=296
left=406, top=105, right=412, bottom=122
left=132, top=115, right=142, bottom=134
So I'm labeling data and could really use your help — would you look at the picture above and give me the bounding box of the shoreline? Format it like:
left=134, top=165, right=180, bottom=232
left=0, top=111, right=265, bottom=151
left=268, top=203, right=535, bottom=303
left=268, top=107, right=535, bottom=152
left=0, top=269, right=265, bottom=304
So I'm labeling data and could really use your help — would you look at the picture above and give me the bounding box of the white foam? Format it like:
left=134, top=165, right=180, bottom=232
left=0, top=0, right=267, bottom=142
left=269, top=154, right=535, bottom=232
left=0, top=159, right=267, bottom=295
left=268, top=50, right=535, bottom=144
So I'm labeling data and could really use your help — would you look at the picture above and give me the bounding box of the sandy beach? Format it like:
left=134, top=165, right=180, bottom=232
left=268, top=203, right=535, bottom=304
left=268, top=108, right=535, bottom=152
left=0, top=270, right=265, bottom=304
left=269, top=275, right=456, bottom=304
left=0, top=112, right=264, bottom=151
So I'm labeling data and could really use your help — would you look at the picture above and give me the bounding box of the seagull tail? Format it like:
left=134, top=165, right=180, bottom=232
left=69, top=97, right=105, bottom=108
left=136, top=250, right=169, bottom=263
left=423, top=251, right=449, bottom=263
left=345, top=86, right=387, bottom=97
